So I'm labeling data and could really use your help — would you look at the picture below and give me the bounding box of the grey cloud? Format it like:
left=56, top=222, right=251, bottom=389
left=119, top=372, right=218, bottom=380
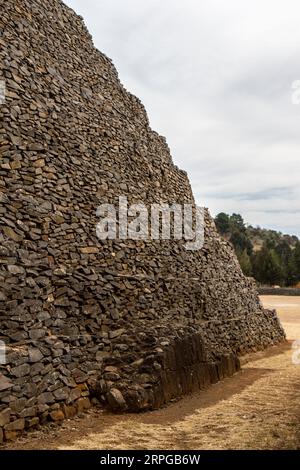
left=206, top=187, right=295, bottom=201
left=65, top=0, right=300, bottom=236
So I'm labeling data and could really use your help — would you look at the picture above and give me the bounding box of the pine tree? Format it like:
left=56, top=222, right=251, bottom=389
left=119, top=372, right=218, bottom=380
left=252, top=245, right=283, bottom=285
left=237, top=249, right=252, bottom=276
left=214, top=212, right=299, bottom=286
left=215, top=212, right=230, bottom=234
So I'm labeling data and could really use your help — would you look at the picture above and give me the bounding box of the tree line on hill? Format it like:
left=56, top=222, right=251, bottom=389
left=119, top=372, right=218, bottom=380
left=214, top=212, right=300, bottom=287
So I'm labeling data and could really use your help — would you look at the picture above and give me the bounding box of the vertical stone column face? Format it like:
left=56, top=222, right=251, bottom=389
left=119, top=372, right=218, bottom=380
left=0, top=0, right=285, bottom=441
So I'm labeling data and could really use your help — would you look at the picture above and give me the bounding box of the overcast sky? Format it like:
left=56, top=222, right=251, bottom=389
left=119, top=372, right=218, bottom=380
left=65, top=0, right=300, bottom=236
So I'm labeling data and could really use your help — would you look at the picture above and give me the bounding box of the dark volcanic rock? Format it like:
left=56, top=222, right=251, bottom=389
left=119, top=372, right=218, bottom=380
left=0, top=0, right=285, bottom=442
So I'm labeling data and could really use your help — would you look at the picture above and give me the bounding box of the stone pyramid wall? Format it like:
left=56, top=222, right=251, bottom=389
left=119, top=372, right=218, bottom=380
left=0, top=0, right=285, bottom=442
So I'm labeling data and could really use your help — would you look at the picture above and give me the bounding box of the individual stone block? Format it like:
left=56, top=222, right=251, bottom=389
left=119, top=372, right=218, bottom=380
left=0, top=408, right=11, bottom=427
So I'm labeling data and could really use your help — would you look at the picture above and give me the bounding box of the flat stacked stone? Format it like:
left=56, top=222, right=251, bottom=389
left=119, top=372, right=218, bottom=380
left=0, top=0, right=285, bottom=442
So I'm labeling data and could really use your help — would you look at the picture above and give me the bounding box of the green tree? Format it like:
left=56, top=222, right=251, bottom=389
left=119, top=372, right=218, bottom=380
left=215, top=212, right=230, bottom=234
left=287, top=241, right=300, bottom=286
left=230, top=213, right=246, bottom=232
left=275, top=240, right=292, bottom=286
left=293, top=241, right=300, bottom=272
left=286, top=256, right=299, bottom=286
left=237, top=249, right=252, bottom=276
left=252, top=245, right=283, bottom=285
left=264, top=232, right=280, bottom=250
left=214, top=212, right=299, bottom=286
left=230, top=229, right=253, bottom=255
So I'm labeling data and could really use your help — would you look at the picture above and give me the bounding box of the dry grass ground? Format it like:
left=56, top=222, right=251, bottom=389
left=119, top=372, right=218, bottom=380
left=3, top=295, right=300, bottom=450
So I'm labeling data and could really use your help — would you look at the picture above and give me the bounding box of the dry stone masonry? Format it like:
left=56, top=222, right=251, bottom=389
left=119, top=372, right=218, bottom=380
left=0, top=0, right=285, bottom=443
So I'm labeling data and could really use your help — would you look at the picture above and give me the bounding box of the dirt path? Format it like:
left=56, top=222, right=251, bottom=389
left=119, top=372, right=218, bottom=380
left=4, top=296, right=300, bottom=450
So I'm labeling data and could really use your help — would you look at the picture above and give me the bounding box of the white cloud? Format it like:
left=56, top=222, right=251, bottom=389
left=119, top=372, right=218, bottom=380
left=65, top=0, right=300, bottom=235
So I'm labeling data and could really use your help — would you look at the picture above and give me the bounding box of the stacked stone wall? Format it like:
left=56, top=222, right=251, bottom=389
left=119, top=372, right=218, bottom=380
left=0, top=0, right=285, bottom=443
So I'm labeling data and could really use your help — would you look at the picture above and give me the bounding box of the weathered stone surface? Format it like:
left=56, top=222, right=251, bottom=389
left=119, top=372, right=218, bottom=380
left=67, top=388, right=81, bottom=403
left=4, top=418, right=25, bottom=432
left=29, top=349, right=44, bottom=363
left=7, top=265, right=25, bottom=275
left=109, top=329, right=125, bottom=340
left=29, top=329, right=46, bottom=340
left=25, top=417, right=40, bottom=428
left=4, top=430, right=18, bottom=442
left=53, top=387, right=69, bottom=401
left=62, top=404, right=77, bottom=419
left=0, top=408, right=11, bottom=427
left=10, top=398, right=27, bottom=414
left=37, top=392, right=55, bottom=405
left=0, top=375, right=13, bottom=392
left=106, top=389, right=127, bottom=411
left=50, top=410, right=65, bottom=421
left=2, top=227, right=23, bottom=242
left=11, top=364, right=30, bottom=378
left=76, top=397, right=91, bottom=413
left=19, top=407, right=37, bottom=418
left=79, top=247, right=99, bottom=254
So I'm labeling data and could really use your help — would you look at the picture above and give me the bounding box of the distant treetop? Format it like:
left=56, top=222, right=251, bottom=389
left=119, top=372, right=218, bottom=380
left=214, top=212, right=300, bottom=287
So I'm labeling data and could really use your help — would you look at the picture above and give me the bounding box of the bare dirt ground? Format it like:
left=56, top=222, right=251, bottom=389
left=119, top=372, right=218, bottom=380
left=4, top=295, right=300, bottom=450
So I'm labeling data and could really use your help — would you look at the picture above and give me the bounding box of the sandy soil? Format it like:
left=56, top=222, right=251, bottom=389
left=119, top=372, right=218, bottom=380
left=260, top=295, right=300, bottom=340
left=3, top=295, right=300, bottom=450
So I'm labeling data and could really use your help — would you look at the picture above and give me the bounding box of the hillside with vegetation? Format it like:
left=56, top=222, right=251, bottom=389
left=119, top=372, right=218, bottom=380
left=214, top=213, right=300, bottom=287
